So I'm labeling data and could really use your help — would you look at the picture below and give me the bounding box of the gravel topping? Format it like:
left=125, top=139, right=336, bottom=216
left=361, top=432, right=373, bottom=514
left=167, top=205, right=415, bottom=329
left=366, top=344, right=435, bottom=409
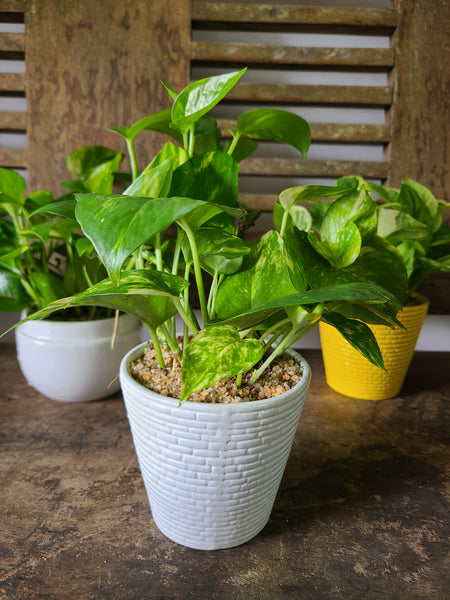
left=129, top=341, right=303, bottom=403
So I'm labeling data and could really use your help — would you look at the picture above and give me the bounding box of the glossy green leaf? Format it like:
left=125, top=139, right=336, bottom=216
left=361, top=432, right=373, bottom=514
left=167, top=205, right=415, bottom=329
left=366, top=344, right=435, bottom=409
left=284, top=228, right=407, bottom=306
left=0, top=271, right=29, bottom=311
left=108, top=108, right=182, bottom=144
left=12, top=269, right=187, bottom=330
left=169, top=151, right=240, bottom=230
left=180, top=325, right=264, bottom=402
left=236, top=109, right=311, bottom=157
left=124, top=157, right=176, bottom=198
left=0, top=167, right=26, bottom=205
left=397, top=179, right=441, bottom=232
left=273, top=201, right=312, bottom=233
left=321, top=311, right=385, bottom=370
left=66, top=146, right=122, bottom=178
left=171, top=69, right=246, bottom=134
left=215, top=230, right=298, bottom=320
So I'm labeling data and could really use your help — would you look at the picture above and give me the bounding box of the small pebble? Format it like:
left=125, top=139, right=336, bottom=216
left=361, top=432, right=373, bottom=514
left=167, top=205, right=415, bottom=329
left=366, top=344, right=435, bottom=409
left=129, top=339, right=303, bottom=403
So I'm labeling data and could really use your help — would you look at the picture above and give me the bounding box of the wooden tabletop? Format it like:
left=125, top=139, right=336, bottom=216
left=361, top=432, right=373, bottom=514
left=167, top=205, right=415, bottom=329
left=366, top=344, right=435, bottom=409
left=1, top=344, right=449, bottom=600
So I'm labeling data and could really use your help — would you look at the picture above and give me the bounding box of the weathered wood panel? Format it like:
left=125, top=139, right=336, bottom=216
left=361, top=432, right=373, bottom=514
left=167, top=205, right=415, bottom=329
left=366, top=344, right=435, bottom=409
left=0, top=31, right=24, bottom=52
left=192, top=2, right=399, bottom=29
left=387, top=0, right=449, bottom=200
left=0, top=0, right=25, bottom=12
left=25, top=0, right=191, bottom=194
left=0, top=147, right=27, bottom=167
left=224, top=82, right=392, bottom=106
left=191, top=41, right=395, bottom=68
left=0, top=72, right=25, bottom=92
left=0, top=110, right=26, bottom=130
left=219, top=120, right=390, bottom=144
left=240, top=157, right=389, bottom=179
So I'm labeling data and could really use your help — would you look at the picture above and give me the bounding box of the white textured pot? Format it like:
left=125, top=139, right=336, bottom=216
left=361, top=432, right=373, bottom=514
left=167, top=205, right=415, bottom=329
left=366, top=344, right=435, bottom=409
left=16, top=313, right=142, bottom=402
left=120, top=342, right=311, bottom=550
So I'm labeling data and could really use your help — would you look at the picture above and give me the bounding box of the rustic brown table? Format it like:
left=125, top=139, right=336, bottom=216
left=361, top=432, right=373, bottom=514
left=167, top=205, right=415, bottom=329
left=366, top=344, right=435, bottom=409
left=1, top=344, right=449, bottom=600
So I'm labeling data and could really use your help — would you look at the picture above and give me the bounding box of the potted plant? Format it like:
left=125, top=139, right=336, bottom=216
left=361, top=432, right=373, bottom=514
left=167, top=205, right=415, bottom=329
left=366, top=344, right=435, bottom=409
left=0, top=153, right=142, bottom=402
left=9, top=70, right=408, bottom=548
left=315, top=176, right=450, bottom=400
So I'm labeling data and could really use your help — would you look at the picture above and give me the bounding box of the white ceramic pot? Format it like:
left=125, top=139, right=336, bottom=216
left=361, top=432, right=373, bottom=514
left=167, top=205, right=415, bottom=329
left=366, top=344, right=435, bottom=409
left=120, top=342, right=311, bottom=550
left=16, top=313, right=142, bottom=402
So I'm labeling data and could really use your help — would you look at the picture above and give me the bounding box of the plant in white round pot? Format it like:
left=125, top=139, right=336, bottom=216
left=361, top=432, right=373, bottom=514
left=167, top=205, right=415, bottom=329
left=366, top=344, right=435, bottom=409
left=0, top=154, right=142, bottom=401
left=14, top=70, right=408, bottom=548
left=308, top=176, right=450, bottom=399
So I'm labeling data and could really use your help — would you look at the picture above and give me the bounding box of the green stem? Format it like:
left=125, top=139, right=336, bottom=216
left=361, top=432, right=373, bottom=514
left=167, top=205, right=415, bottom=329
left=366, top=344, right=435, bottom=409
left=249, top=327, right=295, bottom=385
left=188, top=126, right=195, bottom=158
left=172, top=297, right=199, bottom=337
left=154, top=232, right=163, bottom=271
left=279, top=208, right=290, bottom=239
left=178, top=219, right=208, bottom=326
left=226, top=131, right=241, bottom=157
left=207, top=271, right=219, bottom=319
left=127, top=138, right=138, bottom=181
left=158, top=322, right=181, bottom=360
left=236, top=372, right=242, bottom=389
left=147, top=325, right=165, bottom=368
left=258, top=317, right=291, bottom=344
left=171, top=230, right=183, bottom=275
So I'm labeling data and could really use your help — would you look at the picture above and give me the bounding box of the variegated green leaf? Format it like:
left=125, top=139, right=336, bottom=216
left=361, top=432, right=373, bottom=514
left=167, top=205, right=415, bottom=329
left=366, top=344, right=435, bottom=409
left=180, top=325, right=264, bottom=402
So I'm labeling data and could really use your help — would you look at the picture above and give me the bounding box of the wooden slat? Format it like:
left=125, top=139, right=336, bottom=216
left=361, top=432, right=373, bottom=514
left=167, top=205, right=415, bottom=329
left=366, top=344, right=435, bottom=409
left=0, top=148, right=27, bottom=167
left=0, top=32, right=25, bottom=53
left=0, top=110, right=26, bottom=130
left=0, top=72, right=26, bottom=92
left=224, top=83, right=392, bottom=106
left=0, top=0, right=25, bottom=12
left=192, top=2, right=399, bottom=29
left=239, top=157, right=389, bottom=179
left=191, top=41, right=395, bottom=68
left=218, top=120, right=390, bottom=144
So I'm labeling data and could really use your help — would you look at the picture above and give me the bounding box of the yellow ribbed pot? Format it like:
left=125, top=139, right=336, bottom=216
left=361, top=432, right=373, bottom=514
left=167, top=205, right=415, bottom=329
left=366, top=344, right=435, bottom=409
left=319, top=293, right=429, bottom=400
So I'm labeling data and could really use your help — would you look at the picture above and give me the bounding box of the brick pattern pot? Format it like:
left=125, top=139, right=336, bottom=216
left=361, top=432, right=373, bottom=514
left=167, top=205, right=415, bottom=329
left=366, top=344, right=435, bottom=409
left=319, top=293, right=429, bottom=400
left=120, top=342, right=311, bottom=550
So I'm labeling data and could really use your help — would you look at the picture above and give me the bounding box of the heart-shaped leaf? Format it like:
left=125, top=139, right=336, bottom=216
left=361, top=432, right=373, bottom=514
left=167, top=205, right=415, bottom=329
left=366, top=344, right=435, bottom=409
left=180, top=325, right=264, bottom=402
left=236, top=109, right=311, bottom=157
left=171, top=69, right=246, bottom=134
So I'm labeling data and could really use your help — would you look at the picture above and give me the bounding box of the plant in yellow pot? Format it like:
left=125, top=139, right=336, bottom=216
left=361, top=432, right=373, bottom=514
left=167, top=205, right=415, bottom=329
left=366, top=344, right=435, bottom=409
left=315, top=177, right=450, bottom=400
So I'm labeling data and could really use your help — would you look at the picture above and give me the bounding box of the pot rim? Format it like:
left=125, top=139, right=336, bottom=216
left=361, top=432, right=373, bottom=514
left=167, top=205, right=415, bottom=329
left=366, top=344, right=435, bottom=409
left=120, top=341, right=311, bottom=411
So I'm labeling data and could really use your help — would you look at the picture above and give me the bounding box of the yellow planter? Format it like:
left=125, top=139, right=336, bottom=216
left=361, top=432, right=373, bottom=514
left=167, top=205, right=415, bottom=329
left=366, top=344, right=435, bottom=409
left=319, top=294, right=429, bottom=400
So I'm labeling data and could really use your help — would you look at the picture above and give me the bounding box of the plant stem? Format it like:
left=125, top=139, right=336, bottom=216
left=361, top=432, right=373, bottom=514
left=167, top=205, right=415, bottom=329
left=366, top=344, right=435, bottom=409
left=127, top=138, right=138, bottom=181
left=178, top=218, right=208, bottom=326
left=172, top=298, right=199, bottom=337
left=258, top=317, right=291, bottom=344
left=147, top=325, right=165, bottom=368
left=158, top=322, right=181, bottom=360
left=154, top=232, right=163, bottom=271
left=226, top=131, right=241, bottom=157
left=279, top=209, right=290, bottom=239
left=236, top=372, right=242, bottom=388
left=248, top=328, right=295, bottom=385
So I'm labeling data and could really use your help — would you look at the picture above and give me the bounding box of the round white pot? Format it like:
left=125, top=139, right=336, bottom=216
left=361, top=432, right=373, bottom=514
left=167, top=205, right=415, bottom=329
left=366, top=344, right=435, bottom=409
left=16, top=313, right=142, bottom=402
left=120, top=342, right=311, bottom=550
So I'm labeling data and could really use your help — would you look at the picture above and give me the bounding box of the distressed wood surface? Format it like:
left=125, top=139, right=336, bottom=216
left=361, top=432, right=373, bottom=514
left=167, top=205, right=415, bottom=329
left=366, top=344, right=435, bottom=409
left=225, top=82, right=392, bottom=106
left=192, top=2, right=399, bottom=29
left=0, top=110, right=26, bottom=130
left=240, top=157, right=389, bottom=179
left=1, top=344, right=449, bottom=599
left=0, top=31, right=24, bottom=52
left=0, top=72, right=25, bottom=92
left=25, top=0, right=191, bottom=194
left=191, top=41, right=395, bottom=68
left=219, top=120, right=390, bottom=144
left=387, top=0, right=450, bottom=199
left=0, top=147, right=26, bottom=167
left=0, top=0, right=25, bottom=12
